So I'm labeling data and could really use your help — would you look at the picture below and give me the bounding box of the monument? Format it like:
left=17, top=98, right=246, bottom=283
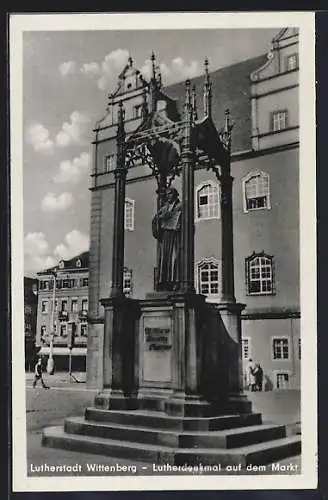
left=43, top=54, right=301, bottom=466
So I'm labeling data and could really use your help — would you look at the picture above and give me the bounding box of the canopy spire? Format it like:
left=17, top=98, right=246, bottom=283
left=203, top=57, right=212, bottom=118
left=185, top=78, right=191, bottom=108
left=151, top=52, right=157, bottom=82
left=192, top=83, right=198, bottom=121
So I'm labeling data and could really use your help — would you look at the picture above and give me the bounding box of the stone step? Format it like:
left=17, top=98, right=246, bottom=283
left=65, top=416, right=286, bottom=449
left=85, top=407, right=262, bottom=431
left=175, top=436, right=302, bottom=467
left=42, top=426, right=301, bottom=467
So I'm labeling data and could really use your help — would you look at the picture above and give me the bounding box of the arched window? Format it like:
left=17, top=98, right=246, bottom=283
left=196, top=258, right=220, bottom=296
left=195, top=181, right=220, bottom=221
left=245, top=252, right=275, bottom=295
left=243, top=171, right=270, bottom=212
left=124, top=198, right=135, bottom=231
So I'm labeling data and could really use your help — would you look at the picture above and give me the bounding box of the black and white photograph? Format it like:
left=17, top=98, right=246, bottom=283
left=10, top=12, right=317, bottom=492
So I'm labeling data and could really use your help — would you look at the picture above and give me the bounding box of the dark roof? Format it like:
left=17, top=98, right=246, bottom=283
left=62, top=250, right=89, bottom=269
left=164, top=54, right=267, bottom=153
left=38, top=250, right=89, bottom=275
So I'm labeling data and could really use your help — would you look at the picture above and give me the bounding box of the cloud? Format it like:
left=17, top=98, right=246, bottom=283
left=25, top=232, right=50, bottom=256
left=53, top=152, right=90, bottom=184
left=55, top=111, right=91, bottom=148
left=26, top=123, right=54, bottom=154
left=24, top=230, right=90, bottom=274
left=81, top=48, right=129, bottom=90
left=54, top=230, right=89, bottom=260
left=80, top=62, right=101, bottom=78
left=24, top=232, right=56, bottom=274
left=80, top=50, right=202, bottom=91
left=138, top=56, right=201, bottom=86
left=41, top=192, right=74, bottom=213
left=59, top=61, right=76, bottom=76
left=171, top=57, right=201, bottom=79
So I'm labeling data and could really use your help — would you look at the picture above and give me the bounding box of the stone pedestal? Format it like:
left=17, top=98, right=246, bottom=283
left=94, top=296, right=139, bottom=411
left=214, top=301, right=248, bottom=412
left=132, top=292, right=250, bottom=416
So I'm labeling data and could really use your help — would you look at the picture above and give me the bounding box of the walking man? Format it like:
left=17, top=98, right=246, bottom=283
left=32, top=358, right=50, bottom=389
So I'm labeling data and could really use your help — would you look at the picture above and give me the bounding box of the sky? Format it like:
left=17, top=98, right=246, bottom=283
left=23, top=27, right=279, bottom=277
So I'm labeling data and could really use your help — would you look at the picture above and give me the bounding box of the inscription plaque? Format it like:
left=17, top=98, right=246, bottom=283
left=145, top=327, right=172, bottom=351
left=142, top=317, right=172, bottom=384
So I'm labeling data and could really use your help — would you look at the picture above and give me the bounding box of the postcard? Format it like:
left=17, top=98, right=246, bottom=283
left=10, top=11, right=317, bottom=492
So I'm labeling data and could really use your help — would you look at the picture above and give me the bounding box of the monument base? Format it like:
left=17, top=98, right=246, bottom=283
left=43, top=403, right=301, bottom=466
left=164, top=392, right=252, bottom=417
left=94, top=390, right=138, bottom=411
left=42, top=294, right=300, bottom=466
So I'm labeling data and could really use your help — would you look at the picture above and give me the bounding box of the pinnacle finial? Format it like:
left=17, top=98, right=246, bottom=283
left=157, top=64, right=162, bottom=88
left=185, top=78, right=191, bottom=99
left=128, top=55, right=133, bottom=67
left=204, top=57, right=209, bottom=76
left=184, top=78, right=192, bottom=117
left=192, top=84, right=198, bottom=121
left=118, top=100, right=125, bottom=126
left=151, top=51, right=157, bottom=81
left=142, top=86, right=148, bottom=119
left=203, top=57, right=212, bottom=118
left=224, top=108, right=230, bottom=131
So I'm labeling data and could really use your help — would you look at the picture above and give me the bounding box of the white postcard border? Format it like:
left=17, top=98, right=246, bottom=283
left=10, top=11, right=317, bottom=492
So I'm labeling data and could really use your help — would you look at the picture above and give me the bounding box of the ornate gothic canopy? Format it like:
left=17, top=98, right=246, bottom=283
left=123, top=53, right=233, bottom=189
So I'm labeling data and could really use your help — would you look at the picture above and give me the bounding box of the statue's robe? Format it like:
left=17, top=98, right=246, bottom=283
left=152, top=199, right=182, bottom=289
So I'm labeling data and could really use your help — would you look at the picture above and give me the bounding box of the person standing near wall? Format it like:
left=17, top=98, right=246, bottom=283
left=247, top=358, right=257, bottom=392
left=255, top=362, right=263, bottom=391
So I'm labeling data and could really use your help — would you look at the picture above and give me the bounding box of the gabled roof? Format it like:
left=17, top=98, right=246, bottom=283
left=37, top=250, right=89, bottom=275
left=272, top=27, right=298, bottom=43
left=164, top=54, right=266, bottom=153
left=109, top=56, right=147, bottom=99
left=62, top=250, right=89, bottom=269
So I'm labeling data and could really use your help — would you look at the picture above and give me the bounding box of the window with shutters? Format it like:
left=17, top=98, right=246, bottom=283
left=271, top=110, right=288, bottom=132
left=41, top=300, right=48, bottom=313
left=124, top=198, right=135, bottom=231
left=285, top=53, right=298, bottom=72
left=245, top=253, right=275, bottom=296
left=71, top=299, right=78, bottom=313
left=104, top=153, right=116, bottom=173
left=195, top=181, right=220, bottom=221
left=123, top=268, right=133, bottom=297
left=60, top=324, right=67, bottom=337
left=275, top=372, right=290, bottom=389
left=243, top=171, right=270, bottom=212
left=80, top=324, right=88, bottom=337
left=242, top=338, right=252, bottom=360
left=272, top=337, right=289, bottom=360
left=196, top=258, right=220, bottom=296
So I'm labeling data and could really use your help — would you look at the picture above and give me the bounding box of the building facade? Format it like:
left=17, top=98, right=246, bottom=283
left=36, top=251, right=89, bottom=371
left=86, top=28, right=300, bottom=390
